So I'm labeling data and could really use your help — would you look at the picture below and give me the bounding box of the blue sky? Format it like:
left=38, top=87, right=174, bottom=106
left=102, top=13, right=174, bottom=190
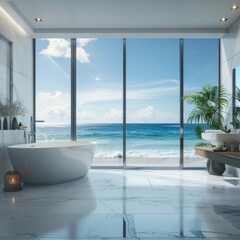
left=36, top=38, right=219, bottom=124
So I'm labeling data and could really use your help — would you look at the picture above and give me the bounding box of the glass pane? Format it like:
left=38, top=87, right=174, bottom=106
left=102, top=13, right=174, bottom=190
left=126, top=39, right=180, bottom=167
left=235, top=67, right=240, bottom=127
left=184, top=39, right=219, bottom=167
left=77, top=38, right=123, bottom=166
left=35, top=38, right=71, bottom=142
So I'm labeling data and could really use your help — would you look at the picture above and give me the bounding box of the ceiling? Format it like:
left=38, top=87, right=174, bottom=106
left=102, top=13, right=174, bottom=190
left=1, top=0, right=240, bottom=38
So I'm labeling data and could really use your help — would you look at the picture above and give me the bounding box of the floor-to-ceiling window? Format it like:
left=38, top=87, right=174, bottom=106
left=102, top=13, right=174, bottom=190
left=126, top=39, right=180, bottom=167
left=35, top=38, right=71, bottom=141
left=183, top=39, right=219, bottom=167
left=35, top=38, right=219, bottom=168
left=76, top=39, right=123, bottom=166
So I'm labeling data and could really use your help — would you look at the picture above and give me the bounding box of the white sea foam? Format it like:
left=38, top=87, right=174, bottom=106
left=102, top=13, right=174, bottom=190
left=95, top=149, right=200, bottom=159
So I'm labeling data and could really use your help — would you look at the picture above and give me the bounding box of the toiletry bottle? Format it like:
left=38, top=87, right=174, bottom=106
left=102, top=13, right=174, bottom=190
left=18, top=122, right=23, bottom=130
left=222, top=142, right=227, bottom=151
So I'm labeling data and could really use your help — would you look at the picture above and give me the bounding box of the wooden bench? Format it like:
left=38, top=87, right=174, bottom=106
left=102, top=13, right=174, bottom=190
left=195, top=147, right=240, bottom=175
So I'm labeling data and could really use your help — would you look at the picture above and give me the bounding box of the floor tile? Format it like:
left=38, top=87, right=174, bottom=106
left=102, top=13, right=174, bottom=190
left=0, top=169, right=240, bottom=239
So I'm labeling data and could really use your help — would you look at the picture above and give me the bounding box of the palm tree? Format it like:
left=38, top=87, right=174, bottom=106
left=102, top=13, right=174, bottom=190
left=184, top=84, right=229, bottom=131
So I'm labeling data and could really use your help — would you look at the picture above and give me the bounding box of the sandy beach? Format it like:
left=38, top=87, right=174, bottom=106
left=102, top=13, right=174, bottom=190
left=92, top=157, right=207, bottom=168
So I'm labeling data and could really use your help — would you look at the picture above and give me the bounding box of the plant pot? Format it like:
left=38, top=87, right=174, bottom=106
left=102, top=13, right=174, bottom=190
left=3, top=117, right=8, bottom=130
left=12, top=117, right=18, bottom=130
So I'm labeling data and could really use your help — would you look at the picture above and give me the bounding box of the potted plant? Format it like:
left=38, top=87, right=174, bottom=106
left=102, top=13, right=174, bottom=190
left=184, top=84, right=229, bottom=145
left=0, top=98, right=27, bottom=130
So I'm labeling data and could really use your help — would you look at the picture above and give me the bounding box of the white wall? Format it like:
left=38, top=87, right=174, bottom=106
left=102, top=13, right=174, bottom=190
left=221, top=17, right=240, bottom=125
left=0, top=8, right=33, bottom=182
left=0, top=7, right=33, bottom=128
left=0, top=38, right=10, bottom=100
left=221, top=17, right=240, bottom=176
left=12, top=38, right=33, bottom=126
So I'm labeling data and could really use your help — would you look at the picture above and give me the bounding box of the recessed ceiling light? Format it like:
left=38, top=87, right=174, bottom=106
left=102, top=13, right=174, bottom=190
left=231, top=4, right=238, bottom=11
left=220, top=17, right=228, bottom=22
left=35, top=17, right=42, bottom=22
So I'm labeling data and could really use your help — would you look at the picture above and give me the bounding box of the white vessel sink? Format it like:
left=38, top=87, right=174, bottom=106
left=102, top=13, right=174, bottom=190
left=201, top=130, right=240, bottom=147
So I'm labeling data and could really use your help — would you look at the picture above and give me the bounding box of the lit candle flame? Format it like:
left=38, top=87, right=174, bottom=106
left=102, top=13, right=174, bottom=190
left=10, top=177, right=16, bottom=184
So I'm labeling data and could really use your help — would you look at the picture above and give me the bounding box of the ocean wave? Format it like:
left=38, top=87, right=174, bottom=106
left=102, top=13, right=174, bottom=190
left=95, top=149, right=200, bottom=159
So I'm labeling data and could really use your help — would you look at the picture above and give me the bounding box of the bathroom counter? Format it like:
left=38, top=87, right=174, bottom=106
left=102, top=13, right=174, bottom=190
left=195, top=147, right=240, bottom=168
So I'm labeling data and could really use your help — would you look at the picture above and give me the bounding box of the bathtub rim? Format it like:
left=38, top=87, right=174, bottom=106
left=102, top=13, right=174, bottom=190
left=7, top=141, right=97, bottom=149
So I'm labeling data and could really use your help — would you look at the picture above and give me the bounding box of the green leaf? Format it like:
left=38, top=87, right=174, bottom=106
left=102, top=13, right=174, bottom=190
left=194, top=125, right=204, bottom=139
left=195, top=142, right=214, bottom=147
left=184, top=84, right=229, bottom=130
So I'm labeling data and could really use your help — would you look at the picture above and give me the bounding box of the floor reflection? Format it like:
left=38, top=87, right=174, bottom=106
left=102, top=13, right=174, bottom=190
left=0, top=170, right=240, bottom=239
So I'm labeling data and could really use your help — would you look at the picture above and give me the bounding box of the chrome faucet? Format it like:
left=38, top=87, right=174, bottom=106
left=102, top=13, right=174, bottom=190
left=27, top=132, right=35, bottom=143
left=28, top=117, right=45, bottom=143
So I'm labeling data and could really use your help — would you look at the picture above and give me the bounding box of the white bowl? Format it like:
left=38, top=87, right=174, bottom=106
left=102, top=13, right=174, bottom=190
left=201, top=131, right=240, bottom=147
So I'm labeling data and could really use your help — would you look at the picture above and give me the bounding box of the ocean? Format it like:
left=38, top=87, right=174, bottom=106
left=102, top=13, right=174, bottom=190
left=36, top=123, right=207, bottom=159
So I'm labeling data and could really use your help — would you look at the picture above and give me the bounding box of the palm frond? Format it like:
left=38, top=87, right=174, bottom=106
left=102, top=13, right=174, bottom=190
left=184, top=84, right=229, bottom=131
left=195, top=142, right=214, bottom=147
left=235, top=86, right=240, bottom=102
left=194, top=125, right=205, bottom=139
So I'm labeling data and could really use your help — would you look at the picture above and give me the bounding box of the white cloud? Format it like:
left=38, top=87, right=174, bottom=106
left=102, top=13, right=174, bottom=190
left=76, top=47, right=90, bottom=63
left=158, top=112, right=179, bottom=122
left=77, top=110, right=95, bottom=120
left=38, top=104, right=70, bottom=121
left=77, top=38, right=96, bottom=47
left=77, top=90, right=122, bottom=104
left=40, top=38, right=96, bottom=63
left=38, top=91, right=62, bottom=99
left=91, top=74, right=102, bottom=81
left=104, top=108, right=122, bottom=120
left=76, top=85, right=178, bottom=105
left=76, top=38, right=96, bottom=63
left=127, top=86, right=179, bottom=100
left=40, top=39, right=70, bottom=58
left=134, top=79, right=179, bottom=88
left=133, top=106, right=155, bottom=119
left=127, top=106, right=179, bottom=123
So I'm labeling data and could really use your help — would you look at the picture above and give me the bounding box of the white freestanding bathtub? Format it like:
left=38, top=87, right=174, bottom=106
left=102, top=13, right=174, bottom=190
left=7, top=141, right=96, bottom=185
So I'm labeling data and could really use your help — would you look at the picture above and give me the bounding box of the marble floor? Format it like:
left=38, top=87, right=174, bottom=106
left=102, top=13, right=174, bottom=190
left=0, top=169, right=240, bottom=239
